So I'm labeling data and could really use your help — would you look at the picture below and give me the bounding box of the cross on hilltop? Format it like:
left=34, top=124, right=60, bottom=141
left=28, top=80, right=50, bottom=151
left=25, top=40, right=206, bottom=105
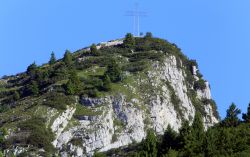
left=125, top=3, right=147, bottom=37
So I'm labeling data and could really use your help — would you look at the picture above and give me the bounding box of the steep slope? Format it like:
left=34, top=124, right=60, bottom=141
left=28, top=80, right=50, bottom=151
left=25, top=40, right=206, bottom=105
left=0, top=35, right=219, bottom=156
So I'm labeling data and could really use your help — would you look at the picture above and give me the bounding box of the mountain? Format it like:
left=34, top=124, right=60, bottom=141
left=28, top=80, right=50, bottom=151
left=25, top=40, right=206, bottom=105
left=0, top=33, right=219, bottom=156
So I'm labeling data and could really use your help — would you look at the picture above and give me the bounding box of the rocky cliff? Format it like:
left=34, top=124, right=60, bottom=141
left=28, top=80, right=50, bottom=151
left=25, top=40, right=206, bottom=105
left=52, top=54, right=218, bottom=156
left=0, top=36, right=219, bottom=157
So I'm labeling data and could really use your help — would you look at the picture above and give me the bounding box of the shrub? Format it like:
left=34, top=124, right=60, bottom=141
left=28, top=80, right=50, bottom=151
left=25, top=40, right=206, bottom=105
left=93, top=152, right=107, bottom=157
left=123, top=61, right=149, bottom=72
left=18, top=117, right=55, bottom=152
left=123, top=33, right=135, bottom=48
left=27, top=62, right=37, bottom=76
left=65, top=71, right=82, bottom=95
left=104, top=61, right=122, bottom=83
left=145, top=32, right=153, bottom=39
left=90, top=44, right=99, bottom=56
left=13, top=91, right=20, bottom=101
left=63, top=50, right=73, bottom=66
left=129, top=51, right=164, bottom=62
left=86, top=88, right=99, bottom=98
left=26, top=81, right=39, bottom=96
left=102, top=74, right=111, bottom=91
left=43, top=92, right=75, bottom=110
left=194, top=79, right=206, bottom=91
left=49, top=51, right=56, bottom=65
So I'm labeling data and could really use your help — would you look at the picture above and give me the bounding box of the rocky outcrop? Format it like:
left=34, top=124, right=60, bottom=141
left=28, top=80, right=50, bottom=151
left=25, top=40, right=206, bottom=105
left=51, top=107, right=76, bottom=146
left=52, top=55, right=219, bottom=156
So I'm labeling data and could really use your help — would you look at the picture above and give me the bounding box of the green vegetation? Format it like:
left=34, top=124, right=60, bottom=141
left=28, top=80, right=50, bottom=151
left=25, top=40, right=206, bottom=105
left=222, top=103, right=241, bottom=127
left=63, top=50, right=73, bottom=66
left=0, top=33, right=223, bottom=156
left=42, top=92, right=75, bottom=110
left=74, top=104, right=102, bottom=119
left=27, top=62, right=37, bottom=76
left=194, top=79, right=206, bottom=91
left=90, top=44, right=99, bottom=56
left=104, top=60, right=122, bottom=83
left=65, top=71, right=82, bottom=95
left=123, top=33, right=135, bottom=48
left=2, top=117, right=55, bottom=153
left=242, top=103, right=250, bottom=123
left=93, top=152, right=107, bottom=157
left=107, top=103, right=250, bottom=157
left=49, top=51, right=56, bottom=65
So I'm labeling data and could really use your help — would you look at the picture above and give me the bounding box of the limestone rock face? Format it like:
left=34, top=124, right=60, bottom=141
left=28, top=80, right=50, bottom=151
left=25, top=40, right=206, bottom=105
left=52, top=55, right=219, bottom=156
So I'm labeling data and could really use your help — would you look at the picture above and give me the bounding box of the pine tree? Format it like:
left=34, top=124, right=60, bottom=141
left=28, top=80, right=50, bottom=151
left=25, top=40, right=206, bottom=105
left=160, top=125, right=179, bottom=155
left=190, top=112, right=205, bottom=156
left=145, top=32, right=153, bottom=39
left=123, top=33, right=135, bottom=48
left=27, top=62, right=37, bottom=77
left=141, top=129, right=158, bottom=157
left=204, top=128, right=219, bottom=157
left=65, top=71, right=81, bottom=95
left=222, top=103, right=241, bottom=127
left=179, top=120, right=193, bottom=156
left=49, top=51, right=56, bottom=65
left=102, top=74, right=111, bottom=91
left=27, top=81, right=39, bottom=95
left=242, top=103, right=250, bottom=123
left=104, top=60, right=122, bottom=82
left=90, top=44, right=99, bottom=56
left=63, top=50, right=72, bottom=66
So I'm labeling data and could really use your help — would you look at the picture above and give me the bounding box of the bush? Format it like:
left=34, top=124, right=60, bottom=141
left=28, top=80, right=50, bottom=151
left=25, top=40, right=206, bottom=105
left=86, top=88, right=99, bottom=98
left=27, top=62, right=37, bottom=76
left=43, top=92, right=75, bottom=110
left=101, top=74, right=111, bottom=91
left=104, top=61, right=122, bottom=83
left=65, top=71, right=82, bottom=95
left=26, top=81, right=39, bottom=96
left=49, top=52, right=56, bottom=65
left=90, top=44, right=99, bottom=56
left=63, top=50, right=73, bottom=66
left=129, top=51, right=164, bottom=62
left=17, top=117, right=55, bottom=152
left=123, top=33, right=135, bottom=48
left=194, top=79, right=206, bottom=91
left=123, top=61, right=149, bottom=72
left=93, top=152, right=107, bottom=157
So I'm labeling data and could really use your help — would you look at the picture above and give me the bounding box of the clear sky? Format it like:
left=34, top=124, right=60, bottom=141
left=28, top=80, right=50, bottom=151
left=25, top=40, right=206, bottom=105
left=1, top=0, right=250, bottom=118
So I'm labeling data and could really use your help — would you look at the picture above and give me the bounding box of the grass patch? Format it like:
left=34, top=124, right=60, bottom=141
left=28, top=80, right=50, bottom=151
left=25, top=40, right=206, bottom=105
left=74, top=104, right=102, bottom=118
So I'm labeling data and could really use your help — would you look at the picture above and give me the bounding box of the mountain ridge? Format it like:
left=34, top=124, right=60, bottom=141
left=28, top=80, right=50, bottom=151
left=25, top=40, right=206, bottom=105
left=0, top=33, right=219, bottom=156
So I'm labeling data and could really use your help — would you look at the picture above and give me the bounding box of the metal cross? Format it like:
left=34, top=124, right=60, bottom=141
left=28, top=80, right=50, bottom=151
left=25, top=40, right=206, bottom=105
left=125, top=3, right=147, bottom=37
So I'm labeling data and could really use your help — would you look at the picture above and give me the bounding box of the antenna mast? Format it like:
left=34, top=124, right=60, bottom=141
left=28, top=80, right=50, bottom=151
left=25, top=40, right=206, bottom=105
left=125, top=3, right=147, bottom=37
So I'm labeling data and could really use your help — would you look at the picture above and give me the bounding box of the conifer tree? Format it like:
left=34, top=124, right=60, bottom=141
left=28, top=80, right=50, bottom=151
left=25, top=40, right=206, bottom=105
left=190, top=112, right=205, bottom=156
left=63, top=50, right=72, bottom=66
left=90, top=44, right=98, bottom=56
left=179, top=120, right=193, bottom=156
left=27, top=81, right=39, bottom=95
left=141, top=129, right=158, bottom=157
left=123, top=33, right=135, bottom=48
left=145, top=32, right=153, bottom=39
left=222, top=103, right=241, bottom=127
left=242, top=103, right=250, bottom=123
left=65, top=71, right=81, bottom=95
left=160, top=125, right=179, bottom=155
left=49, top=51, right=56, bottom=65
left=27, top=62, right=37, bottom=77
left=102, top=74, right=111, bottom=91
left=104, top=60, right=122, bottom=82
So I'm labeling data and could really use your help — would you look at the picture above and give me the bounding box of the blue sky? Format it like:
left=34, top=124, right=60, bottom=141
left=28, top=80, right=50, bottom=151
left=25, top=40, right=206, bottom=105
left=1, top=0, right=250, bottom=118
